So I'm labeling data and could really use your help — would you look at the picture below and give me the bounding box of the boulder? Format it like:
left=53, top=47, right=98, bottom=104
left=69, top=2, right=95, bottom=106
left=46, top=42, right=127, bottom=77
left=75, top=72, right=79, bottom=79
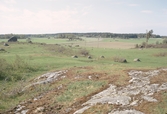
left=0, top=48, right=5, bottom=51
left=72, top=55, right=78, bottom=58
left=121, top=59, right=127, bottom=63
left=100, top=56, right=105, bottom=58
left=113, top=57, right=127, bottom=63
left=88, top=56, right=92, bottom=59
left=139, top=45, right=144, bottom=50
left=8, top=36, right=18, bottom=42
left=34, top=107, right=44, bottom=113
left=134, top=58, right=140, bottom=62
left=28, top=41, right=33, bottom=44
left=75, top=45, right=79, bottom=47
left=4, top=43, right=9, bottom=46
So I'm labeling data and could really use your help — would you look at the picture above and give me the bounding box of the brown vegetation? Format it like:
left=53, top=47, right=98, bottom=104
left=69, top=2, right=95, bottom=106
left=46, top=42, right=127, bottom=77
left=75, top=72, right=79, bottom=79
left=153, top=52, right=167, bottom=57
left=113, top=56, right=127, bottom=63
left=4, top=66, right=130, bottom=114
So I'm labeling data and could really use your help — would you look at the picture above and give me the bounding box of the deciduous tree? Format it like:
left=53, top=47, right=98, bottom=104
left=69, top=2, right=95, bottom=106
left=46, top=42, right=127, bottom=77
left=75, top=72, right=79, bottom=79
left=146, top=29, right=153, bottom=48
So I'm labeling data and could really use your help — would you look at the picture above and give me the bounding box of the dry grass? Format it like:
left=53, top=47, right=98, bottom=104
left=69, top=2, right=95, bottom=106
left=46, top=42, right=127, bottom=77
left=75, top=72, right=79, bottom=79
left=78, top=49, right=90, bottom=56
left=150, top=70, right=167, bottom=84
left=153, top=52, right=167, bottom=57
left=2, top=66, right=131, bottom=114
left=133, top=70, right=167, bottom=114
left=83, top=104, right=113, bottom=114
left=73, top=42, right=134, bottom=49
left=112, top=56, right=127, bottom=63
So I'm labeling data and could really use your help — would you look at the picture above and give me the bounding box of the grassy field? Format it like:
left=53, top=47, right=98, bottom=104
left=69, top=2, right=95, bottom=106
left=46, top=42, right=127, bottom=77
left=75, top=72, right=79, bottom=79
left=103, top=37, right=163, bottom=43
left=0, top=37, right=163, bottom=43
left=0, top=37, right=167, bottom=113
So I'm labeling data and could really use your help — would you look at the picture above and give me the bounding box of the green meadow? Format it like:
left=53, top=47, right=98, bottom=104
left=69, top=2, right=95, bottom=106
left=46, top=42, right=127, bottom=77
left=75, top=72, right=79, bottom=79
left=1, top=38, right=166, bottom=70
left=0, top=37, right=167, bottom=113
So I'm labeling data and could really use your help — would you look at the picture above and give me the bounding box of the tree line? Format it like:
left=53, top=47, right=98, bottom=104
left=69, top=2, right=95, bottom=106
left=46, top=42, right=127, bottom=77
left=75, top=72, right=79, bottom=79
left=0, top=32, right=165, bottom=39
left=56, top=32, right=162, bottom=38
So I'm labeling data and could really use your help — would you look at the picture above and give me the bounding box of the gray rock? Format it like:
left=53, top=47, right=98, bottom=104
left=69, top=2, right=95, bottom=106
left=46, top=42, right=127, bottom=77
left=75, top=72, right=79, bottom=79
left=109, top=109, right=144, bottom=114
left=100, top=55, right=105, bottom=58
left=74, top=68, right=167, bottom=114
left=88, top=56, right=92, bottom=59
left=122, top=59, right=127, bottom=63
left=134, top=58, right=140, bottom=62
left=8, top=36, right=18, bottom=42
left=0, top=48, right=5, bottom=51
left=4, top=43, right=9, bottom=46
left=34, top=107, right=44, bottom=113
left=75, top=45, right=79, bottom=47
left=22, top=70, right=68, bottom=91
left=72, top=55, right=78, bottom=58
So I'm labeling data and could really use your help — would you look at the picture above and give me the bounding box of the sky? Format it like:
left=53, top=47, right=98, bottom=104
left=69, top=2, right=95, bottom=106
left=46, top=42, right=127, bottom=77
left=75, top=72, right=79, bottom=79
left=0, top=0, right=167, bottom=35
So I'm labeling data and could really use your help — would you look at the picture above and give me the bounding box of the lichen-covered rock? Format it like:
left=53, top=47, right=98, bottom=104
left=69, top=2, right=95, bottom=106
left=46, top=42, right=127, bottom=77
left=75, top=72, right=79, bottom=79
left=72, top=55, right=78, bottom=58
left=74, top=69, right=167, bottom=114
left=100, top=55, right=105, bottom=58
left=0, top=48, right=5, bottom=51
left=134, top=58, right=140, bottom=62
left=8, top=36, right=18, bottom=42
left=4, top=43, right=9, bottom=46
left=88, top=56, right=92, bottom=59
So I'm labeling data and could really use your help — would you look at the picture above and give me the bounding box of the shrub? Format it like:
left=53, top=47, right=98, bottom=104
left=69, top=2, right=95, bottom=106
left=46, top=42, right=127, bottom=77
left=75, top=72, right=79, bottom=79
left=163, top=38, right=167, bottom=44
left=78, top=48, right=89, bottom=56
left=141, top=42, right=147, bottom=48
left=153, top=52, right=167, bottom=57
left=0, top=55, right=37, bottom=81
left=154, top=44, right=167, bottom=48
left=138, top=40, right=167, bottom=48
left=156, top=41, right=159, bottom=45
left=113, top=56, right=127, bottom=63
left=135, top=44, right=139, bottom=48
left=0, top=58, right=11, bottom=80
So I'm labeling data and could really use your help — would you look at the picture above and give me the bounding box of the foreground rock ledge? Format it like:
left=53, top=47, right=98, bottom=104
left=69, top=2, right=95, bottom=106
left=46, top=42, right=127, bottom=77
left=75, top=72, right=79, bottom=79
left=74, top=68, right=167, bottom=114
left=5, top=68, right=167, bottom=114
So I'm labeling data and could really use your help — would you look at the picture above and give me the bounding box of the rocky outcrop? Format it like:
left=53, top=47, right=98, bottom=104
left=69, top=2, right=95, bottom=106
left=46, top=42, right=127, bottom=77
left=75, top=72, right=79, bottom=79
left=74, top=68, right=167, bottom=114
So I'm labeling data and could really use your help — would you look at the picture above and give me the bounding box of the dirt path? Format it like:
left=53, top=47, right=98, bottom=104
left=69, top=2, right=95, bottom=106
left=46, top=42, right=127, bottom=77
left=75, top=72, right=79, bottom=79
left=5, top=68, right=167, bottom=114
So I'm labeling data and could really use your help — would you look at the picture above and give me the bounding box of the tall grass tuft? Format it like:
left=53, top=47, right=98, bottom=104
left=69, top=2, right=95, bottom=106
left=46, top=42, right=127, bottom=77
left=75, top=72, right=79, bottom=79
left=0, top=55, right=38, bottom=81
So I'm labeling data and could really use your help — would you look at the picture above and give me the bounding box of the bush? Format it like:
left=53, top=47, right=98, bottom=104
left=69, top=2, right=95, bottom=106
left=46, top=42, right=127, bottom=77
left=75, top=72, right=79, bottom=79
left=113, top=56, right=127, bottom=63
left=78, top=49, right=89, bottom=56
left=0, top=55, right=37, bottom=81
left=154, top=44, right=167, bottom=48
left=141, top=42, right=147, bottom=48
left=0, top=58, right=10, bottom=80
left=137, top=40, right=167, bottom=48
left=135, top=44, right=139, bottom=48
left=153, top=52, right=167, bottom=57
left=156, top=41, right=159, bottom=45
left=163, top=38, right=167, bottom=44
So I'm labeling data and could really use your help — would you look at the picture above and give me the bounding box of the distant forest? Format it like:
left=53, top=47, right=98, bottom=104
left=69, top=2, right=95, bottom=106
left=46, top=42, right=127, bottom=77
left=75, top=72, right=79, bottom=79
left=0, top=32, right=166, bottom=39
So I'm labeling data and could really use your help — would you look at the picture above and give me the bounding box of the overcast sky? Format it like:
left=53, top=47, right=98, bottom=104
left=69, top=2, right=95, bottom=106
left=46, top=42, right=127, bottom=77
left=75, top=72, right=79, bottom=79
left=0, top=0, right=167, bottom=35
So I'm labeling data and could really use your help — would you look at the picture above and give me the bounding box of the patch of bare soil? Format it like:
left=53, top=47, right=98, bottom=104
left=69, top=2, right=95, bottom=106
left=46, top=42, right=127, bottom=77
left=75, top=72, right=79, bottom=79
left=3, top=68, right=167, bottom=114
